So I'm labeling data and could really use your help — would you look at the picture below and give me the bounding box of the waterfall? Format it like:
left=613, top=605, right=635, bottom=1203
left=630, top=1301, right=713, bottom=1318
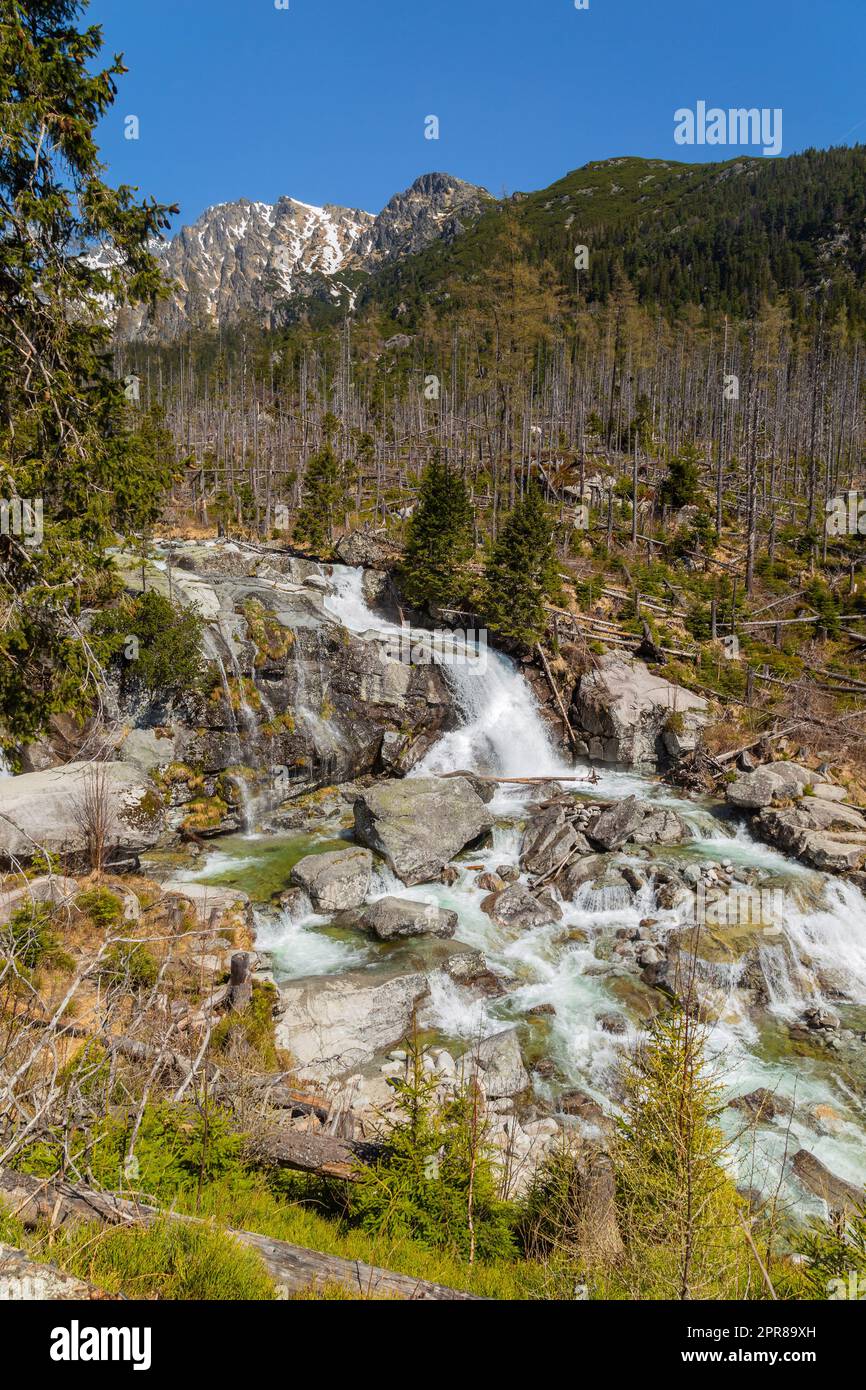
left=202, top=626, right=257, bottom=831
left=323, top=564, right=573, bottom=778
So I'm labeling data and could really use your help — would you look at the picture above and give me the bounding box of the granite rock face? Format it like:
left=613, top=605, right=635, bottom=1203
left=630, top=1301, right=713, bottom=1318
left=570, top=654, right=708, bottom=769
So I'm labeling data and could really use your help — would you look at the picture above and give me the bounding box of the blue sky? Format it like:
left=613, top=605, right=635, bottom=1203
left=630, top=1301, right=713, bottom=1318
left=88, top=0, right=865, bottom=227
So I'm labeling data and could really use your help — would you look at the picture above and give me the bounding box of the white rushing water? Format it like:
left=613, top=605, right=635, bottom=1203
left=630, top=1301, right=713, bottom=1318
left=188, top=561, right=866, bottom=1211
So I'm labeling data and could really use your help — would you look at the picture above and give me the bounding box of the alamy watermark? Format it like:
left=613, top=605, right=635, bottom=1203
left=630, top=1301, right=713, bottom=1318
left=827, top=1271, right=866, bottom=1300
left=674, top=102, right=782, bottom=157
left=825, top=491, right=866, bottom=537
left=689, top=882, right=785, bottom=928
left=50, top=1321, right=152, bottom=1371
left=0, top=497, right=43, bottom=548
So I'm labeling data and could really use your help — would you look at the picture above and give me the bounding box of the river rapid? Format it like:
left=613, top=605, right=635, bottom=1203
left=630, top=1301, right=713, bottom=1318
left=183, top=560, right=866, bottom=1219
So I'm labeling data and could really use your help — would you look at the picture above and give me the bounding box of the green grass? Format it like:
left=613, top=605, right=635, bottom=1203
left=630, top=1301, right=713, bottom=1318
left=42, top=1217, right=277, bottom=1301
left=175, top=1176, right=556, bottom=1300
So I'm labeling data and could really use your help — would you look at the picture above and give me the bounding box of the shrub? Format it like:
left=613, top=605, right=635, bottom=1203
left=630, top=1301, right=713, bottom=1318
left=211, top=983, right=279, bottom=1069
left=75, top=887, right=122, bottom=929
left=99, top=942, right=158, bottom=991
left=796, top=1201, right=866, bottom=1299
left=92, top=590, right=205, bottom=697
left=0, top=905, right=73, bottom=973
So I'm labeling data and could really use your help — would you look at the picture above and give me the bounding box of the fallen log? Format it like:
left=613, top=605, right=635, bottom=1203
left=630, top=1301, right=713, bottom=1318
left=249, top=1130, right=385, bottom=1182
left=0, top=1168, right=483, bottom=1300
left=0, top=1244, right=123, bottom=1300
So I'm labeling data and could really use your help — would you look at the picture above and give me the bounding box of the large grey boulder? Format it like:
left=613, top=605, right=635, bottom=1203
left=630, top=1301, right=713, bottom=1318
left=0, top=1246, right=114, bottom=1301
left=0, top=762, right=164, bottom=865
left=559, top=854, right=610, bottom=900
left=359, top=895, right=458, bottom=941
left=757, top=800, right=866, bottom=873
left=571, top=654, right=708, bottom=769
left=480, top=882, right=560, bottom=931
left=275, top=967, right=430, bottom=1081
left=520, top=806, right=592, bottom=876
left=353, top=777, right=493, bottom=885
left=334, top=530, right=401, bottom=569
left=290, top=847, right=373, bottom=911
left=159, top=880, right=253, bottom=933
left=588, top=796, right=692, bottom=851
left=726, top=762, right=815, bottom=810
left=469, top=1028, right=530, bottom=1098
left=0, top=874, right=78, bottom=926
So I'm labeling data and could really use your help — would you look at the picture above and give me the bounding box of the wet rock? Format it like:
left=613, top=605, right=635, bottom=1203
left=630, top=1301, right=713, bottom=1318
left=807, top=1103, right=846, bottom=1136
left=468, top=1028, right=530, bottom=1098
left=801, top=1005, right=841, bottom=1032
left=616, top=926, right=641, bottom=942
left=730, top=1088, right=793, bottom=1122
left=558, top=853, right=610, bottom=900
left=353, top=776, right=493, bottom=885
left=636, top=943, right=665, bottom=968
left=278, top=886, right=309, bottom=917
left=597, top=1011, right=628, bottom=1035
left=290, top=846, right=373, bottom=911
left=440, top=865, right=459, bottom=886
left=439, top=948, right=507, bottom=1001
left=621, top=865, right=646, bottom=892
left=358, top=895, right=458, bottom=941
left=559, top=1089, right=606, bottom=1126
left=757, top=800, right=866, bottom=873
left=448, top=770, right=497, bottom=804
left=496, top=863, right=520, bottom=883
left=791, top=1150, right=864, bottom=1212
left=570, top=653, right=708, bottom=769
left=520, top=807, right=592, bottom=876
left=476, top=871, right=505, bottom=893
left=640, top=956, right=678, bottom=995
left=481, top=882, right=559, bottom=930
left=589, top=796, right=692, bottom=851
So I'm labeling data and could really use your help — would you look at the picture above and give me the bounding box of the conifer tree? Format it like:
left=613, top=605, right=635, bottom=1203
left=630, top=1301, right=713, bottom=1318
left=349, top=1035, right=516, bottom=1262
left=613, top=1003, right=746, bottom=1300
left=294, top=443, right=343, bottom=550
left=481, top=482, right=560, bottom=645
left=399, top=457, right=474, bottom=608
left=660, top=442, right=703, bottom=509
left=0, top=0, right=176, bottom=741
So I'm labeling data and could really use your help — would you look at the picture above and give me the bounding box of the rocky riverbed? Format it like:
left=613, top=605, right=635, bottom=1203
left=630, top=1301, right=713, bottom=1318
left=2, top=537, right=866, bottom=1217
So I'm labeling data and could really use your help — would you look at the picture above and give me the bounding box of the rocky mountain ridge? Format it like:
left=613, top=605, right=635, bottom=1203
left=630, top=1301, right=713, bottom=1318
left=123, top=172, right=491, bottom=338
